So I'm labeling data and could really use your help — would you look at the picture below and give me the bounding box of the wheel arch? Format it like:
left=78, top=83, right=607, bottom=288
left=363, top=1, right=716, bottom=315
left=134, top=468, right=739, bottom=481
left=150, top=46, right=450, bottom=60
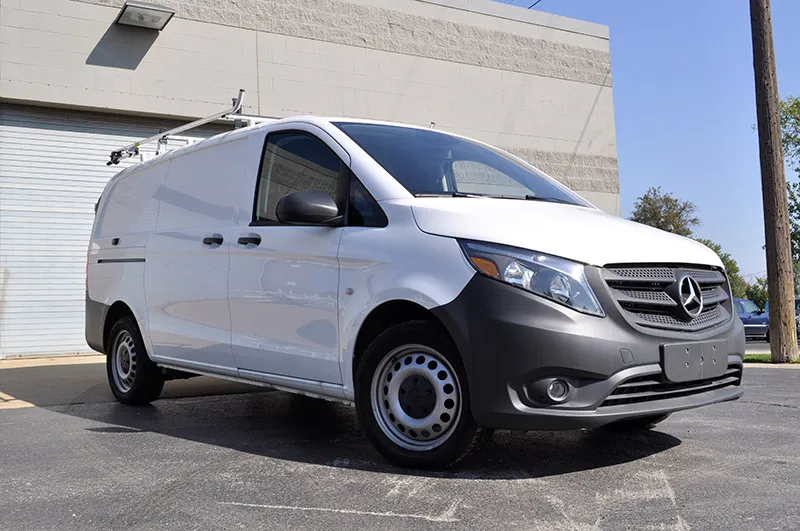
left=104, top=301, right=137, bottom=354
left=351, top=299, right=456, bottom=380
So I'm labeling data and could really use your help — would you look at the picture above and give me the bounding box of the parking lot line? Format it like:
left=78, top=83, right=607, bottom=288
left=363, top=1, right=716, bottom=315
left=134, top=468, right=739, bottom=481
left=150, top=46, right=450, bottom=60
left=216, top=500, right=461, bottom=523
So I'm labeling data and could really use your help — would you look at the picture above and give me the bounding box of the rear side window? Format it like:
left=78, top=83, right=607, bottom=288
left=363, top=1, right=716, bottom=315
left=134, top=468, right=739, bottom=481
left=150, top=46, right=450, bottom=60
left=254, top=131, right=344, bottom=223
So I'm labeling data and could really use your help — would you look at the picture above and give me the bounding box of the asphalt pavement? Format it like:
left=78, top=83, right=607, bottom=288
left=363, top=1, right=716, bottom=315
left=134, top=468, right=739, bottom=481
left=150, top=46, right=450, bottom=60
left=1, top=356, right=799, bottom=530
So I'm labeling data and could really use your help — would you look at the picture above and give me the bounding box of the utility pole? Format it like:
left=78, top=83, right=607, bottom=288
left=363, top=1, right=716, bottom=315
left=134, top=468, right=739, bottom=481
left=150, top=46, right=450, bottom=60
left=750, top=0, right=798, bottom=362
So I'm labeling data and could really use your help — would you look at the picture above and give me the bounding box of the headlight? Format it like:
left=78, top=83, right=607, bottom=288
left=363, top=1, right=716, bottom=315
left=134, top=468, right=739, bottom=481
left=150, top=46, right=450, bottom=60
left=459, top=240, right=605, bottom=317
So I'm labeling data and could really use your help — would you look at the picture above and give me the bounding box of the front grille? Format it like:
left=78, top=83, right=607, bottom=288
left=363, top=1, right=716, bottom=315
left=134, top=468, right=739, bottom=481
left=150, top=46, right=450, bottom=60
left=632, top=306, right=722, bottom=331
left=603, top=264, right=732, bottom=332
left=601, top=365, right=742, bottom=407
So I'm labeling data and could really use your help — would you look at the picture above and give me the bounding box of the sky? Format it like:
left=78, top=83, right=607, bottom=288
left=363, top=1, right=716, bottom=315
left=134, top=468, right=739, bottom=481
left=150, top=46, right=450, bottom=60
left=498, top=0, right=800, bottom=281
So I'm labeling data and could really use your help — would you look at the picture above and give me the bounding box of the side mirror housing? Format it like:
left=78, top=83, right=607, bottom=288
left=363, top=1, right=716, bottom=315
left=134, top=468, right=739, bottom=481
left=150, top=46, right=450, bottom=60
left=276, top=190, right=342, bottom=226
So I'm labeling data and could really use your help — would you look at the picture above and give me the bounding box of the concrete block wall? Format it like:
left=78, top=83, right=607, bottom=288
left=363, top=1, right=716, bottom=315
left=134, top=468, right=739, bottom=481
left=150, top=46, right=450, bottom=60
left=0, top=0, right=619, bottom=212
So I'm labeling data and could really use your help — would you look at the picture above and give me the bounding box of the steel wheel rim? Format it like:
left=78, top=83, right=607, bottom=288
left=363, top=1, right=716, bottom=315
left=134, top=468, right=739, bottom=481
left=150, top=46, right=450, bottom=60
left=371, top=344, right=462, bottom=451
left=112, top=330, right=137, bottom=394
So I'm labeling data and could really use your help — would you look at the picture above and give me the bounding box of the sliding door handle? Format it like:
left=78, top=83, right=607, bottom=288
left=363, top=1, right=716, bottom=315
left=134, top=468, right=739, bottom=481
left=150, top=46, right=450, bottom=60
left=202, top=233, right=224, bottom=246
left=237, top=233, right=262, bottom=247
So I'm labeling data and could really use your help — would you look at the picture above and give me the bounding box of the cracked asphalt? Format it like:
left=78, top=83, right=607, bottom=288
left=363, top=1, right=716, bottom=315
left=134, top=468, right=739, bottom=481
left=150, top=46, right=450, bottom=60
left=1, top=360, right=798, bottom=530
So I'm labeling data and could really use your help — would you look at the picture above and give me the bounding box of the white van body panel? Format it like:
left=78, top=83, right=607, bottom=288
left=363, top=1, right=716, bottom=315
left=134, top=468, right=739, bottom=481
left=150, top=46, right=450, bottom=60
left=227, top=123, right=353, bottom=385
left=86, top=261, right=151, bottom=352
left=229, top=225, right=345, bottom=383
left=410, top=197, right=723, bottom=268
left=144, top=136, right=258, bottom=375
left=337, top=202, right=476, bottom=399
left=88, top=160, right=169, bottom=358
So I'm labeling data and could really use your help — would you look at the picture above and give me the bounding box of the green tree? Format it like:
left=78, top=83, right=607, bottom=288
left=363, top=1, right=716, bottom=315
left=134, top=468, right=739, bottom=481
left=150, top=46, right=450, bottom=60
left=694, top=239, right=747, bottom=298
left=629, top=187, right=700, bottom=237
left=781, top=97, right=800, bottom=270
left=745, top=276, right=769, bottom=310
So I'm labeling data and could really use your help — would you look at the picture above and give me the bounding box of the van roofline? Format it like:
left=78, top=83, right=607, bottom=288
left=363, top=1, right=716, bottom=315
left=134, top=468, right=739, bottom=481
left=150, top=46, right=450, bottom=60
left=106, top=115, right=576, bottom=206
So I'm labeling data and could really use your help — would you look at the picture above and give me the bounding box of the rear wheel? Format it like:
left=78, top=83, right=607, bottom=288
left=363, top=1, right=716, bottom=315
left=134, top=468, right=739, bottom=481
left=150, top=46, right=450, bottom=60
left=107, top=316, right=164, bottom=405
left=355, top=320, right=493, bottom=469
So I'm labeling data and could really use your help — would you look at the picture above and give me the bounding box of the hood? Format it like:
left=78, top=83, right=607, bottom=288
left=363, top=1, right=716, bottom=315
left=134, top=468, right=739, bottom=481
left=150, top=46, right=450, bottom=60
left=409, top=198, right=723, bottom=268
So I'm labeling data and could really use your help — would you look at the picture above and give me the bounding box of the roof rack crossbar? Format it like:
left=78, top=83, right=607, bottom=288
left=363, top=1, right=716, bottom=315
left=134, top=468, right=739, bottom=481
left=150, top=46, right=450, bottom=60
left=107, top=89, right=245, bottom=165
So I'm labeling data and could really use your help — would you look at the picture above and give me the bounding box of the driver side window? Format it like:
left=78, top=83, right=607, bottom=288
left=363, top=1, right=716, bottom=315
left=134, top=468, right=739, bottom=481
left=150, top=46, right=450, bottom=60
left=254, top=131, right=345, bottom=224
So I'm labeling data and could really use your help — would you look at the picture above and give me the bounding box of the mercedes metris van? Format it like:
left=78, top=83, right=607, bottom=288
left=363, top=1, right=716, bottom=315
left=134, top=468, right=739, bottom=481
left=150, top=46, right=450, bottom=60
left=86, top=117, right=744, bottom=468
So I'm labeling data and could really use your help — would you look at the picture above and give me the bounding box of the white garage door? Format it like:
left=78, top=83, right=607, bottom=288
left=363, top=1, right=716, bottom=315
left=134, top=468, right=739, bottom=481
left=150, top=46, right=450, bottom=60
left=0, top=104, right=231, bottom=358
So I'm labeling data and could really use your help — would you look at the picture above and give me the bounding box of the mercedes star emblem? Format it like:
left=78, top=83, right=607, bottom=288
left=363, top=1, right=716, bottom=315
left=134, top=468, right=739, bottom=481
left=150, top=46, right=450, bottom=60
left=677, top=275, right=704, bottom=320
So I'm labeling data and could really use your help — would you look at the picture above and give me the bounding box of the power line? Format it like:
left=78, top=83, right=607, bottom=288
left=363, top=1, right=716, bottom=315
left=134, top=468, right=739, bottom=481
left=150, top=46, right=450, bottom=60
left=528, top=0, right=545, bottom=8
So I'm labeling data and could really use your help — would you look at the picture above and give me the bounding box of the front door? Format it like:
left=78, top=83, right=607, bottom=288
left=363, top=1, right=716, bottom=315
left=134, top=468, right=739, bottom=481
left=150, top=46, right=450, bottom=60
left=228, top=128, right=349, bottom=384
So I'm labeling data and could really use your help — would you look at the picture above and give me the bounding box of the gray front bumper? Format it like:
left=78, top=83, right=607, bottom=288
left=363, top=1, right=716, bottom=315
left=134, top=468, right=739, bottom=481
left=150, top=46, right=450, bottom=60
left=432, top=272, right=745, bottom=431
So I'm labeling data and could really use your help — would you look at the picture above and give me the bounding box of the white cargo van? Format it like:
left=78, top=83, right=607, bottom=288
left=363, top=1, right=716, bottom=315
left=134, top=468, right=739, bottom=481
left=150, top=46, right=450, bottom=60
left=87, top=116, right=744, bottom=468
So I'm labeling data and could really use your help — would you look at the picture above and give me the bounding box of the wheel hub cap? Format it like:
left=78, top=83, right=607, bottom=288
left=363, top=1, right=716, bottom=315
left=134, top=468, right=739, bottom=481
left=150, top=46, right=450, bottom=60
left=398, top=375, right=436, bottom=419
left=112, top=330, right=137, bottom=394
left=371, top=345, right=462, bottom=451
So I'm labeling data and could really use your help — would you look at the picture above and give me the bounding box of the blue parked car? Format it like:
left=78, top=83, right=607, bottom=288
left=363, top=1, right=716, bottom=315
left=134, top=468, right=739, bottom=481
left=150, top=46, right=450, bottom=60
left=734, top=298, right=769, bottom=341
left=763, top=297, right=800, bottom=336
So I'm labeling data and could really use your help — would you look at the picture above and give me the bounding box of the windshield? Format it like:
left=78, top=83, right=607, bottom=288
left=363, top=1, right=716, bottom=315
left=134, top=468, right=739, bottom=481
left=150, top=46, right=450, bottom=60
left=741, top=300, right=760, bottom=314
left=334, top=122, right=589, bottom=206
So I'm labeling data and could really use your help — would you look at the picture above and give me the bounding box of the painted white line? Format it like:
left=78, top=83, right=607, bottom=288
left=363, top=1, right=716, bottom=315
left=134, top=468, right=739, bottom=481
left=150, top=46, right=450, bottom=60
left=653, top=469, right=677, bottom=506
left=217, top=500, right=460, bottom=523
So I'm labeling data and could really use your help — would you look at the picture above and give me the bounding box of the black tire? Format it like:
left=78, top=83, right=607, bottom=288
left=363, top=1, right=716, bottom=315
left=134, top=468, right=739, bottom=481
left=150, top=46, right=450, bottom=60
left=106, top=316, right=164, bottom=405
left=608, top=413, right=671, bottom=431
left=354, top=320, right=493, bottom=469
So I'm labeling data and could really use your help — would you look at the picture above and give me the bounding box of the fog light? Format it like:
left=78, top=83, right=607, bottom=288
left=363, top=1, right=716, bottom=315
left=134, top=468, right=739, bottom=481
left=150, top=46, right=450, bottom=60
left=547, top=379, right=570, bottom=402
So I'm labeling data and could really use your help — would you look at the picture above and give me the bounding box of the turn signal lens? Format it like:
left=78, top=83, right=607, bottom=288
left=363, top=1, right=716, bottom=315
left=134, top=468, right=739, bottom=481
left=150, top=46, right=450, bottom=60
left=469, top=256, right=499, bottom=279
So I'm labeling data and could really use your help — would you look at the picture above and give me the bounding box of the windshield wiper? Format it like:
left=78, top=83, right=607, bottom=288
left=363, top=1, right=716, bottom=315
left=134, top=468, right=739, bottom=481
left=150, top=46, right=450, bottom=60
left=415, top=192, right=486, bottom=198
left=415, top=192, right=575, bottom=205
left=521, top=195, right=574, bottom=204
left=468, top=193, right=573, bottom=204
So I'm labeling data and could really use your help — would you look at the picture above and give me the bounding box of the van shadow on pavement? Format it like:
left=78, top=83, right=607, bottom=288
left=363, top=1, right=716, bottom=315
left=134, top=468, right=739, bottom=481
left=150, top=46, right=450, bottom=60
left=0, top=361, right=681, bottom=479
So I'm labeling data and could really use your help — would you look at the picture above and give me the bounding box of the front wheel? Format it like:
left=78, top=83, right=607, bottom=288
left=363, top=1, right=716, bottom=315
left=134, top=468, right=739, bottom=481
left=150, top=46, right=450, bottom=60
left=107, top=316, right=164, bottom=405
left=355, top=320, right=493, bottom=469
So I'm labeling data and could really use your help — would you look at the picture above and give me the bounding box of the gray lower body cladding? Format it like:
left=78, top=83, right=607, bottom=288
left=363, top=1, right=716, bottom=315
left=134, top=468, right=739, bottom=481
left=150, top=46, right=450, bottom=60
left=432, top=271, right=745, bottom=431
left=85, top=292, right=109, bottom=354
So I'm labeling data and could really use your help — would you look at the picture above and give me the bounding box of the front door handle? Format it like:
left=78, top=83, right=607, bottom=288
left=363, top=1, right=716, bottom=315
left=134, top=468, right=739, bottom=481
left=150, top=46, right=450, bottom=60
left=202, top=233, right=224, bottom=246
left=238, top=233, right=262, bottom=247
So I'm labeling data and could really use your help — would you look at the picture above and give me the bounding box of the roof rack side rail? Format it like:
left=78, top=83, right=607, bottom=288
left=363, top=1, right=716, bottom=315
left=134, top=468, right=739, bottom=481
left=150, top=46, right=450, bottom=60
left=107, top=89, right=245, bottom=166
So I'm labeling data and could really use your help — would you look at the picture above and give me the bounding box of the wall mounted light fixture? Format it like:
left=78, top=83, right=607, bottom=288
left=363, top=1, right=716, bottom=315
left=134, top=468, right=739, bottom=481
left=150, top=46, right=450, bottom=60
left=114, top=1, right=175, bottom=31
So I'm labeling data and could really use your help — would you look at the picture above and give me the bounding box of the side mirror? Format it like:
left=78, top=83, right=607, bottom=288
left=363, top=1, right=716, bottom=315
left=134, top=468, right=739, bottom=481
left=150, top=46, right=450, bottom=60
left=276, top=190, right=342, bottom=226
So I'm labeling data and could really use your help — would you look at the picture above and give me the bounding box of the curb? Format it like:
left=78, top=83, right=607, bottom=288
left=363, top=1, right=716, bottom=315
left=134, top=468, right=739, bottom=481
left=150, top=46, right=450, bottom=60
left=0, top=355, right=105, bottom=370
left=744, top=362, right=800, bottom=369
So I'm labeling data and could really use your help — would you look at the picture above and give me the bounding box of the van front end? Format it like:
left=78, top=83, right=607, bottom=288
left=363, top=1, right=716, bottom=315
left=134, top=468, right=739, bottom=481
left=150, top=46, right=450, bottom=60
left=432, top=247, right=744, bottom=431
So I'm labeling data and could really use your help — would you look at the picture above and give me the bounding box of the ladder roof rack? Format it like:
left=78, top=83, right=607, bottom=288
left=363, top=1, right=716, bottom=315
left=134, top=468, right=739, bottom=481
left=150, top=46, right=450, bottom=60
left=107, top=89, right=245, bottom=166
